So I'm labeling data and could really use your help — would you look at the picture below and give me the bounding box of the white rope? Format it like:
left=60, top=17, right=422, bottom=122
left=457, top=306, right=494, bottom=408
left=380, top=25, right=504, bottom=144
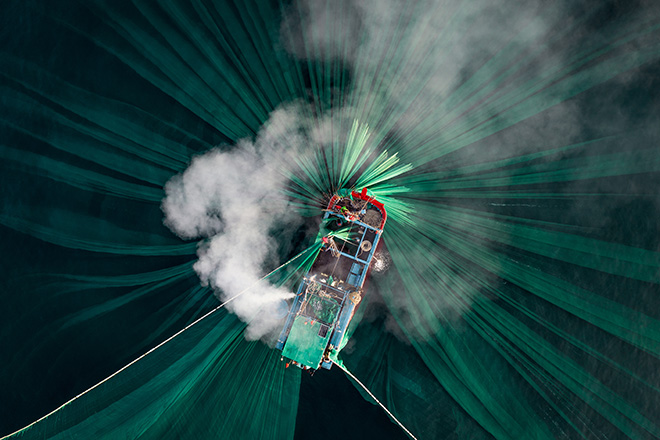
left=333, top=360, right=419, bottom=440
left=2, top=248, right=311, bottom=439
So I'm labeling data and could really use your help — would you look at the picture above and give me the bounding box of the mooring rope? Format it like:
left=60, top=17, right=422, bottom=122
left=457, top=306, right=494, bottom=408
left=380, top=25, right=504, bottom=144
left=2, top=248, right=312, bottom=439
left=332, top=360, right=419, bottom=440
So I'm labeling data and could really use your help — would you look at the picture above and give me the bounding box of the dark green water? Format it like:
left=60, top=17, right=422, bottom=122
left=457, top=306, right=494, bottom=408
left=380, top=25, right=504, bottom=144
left=0, top=1, right=409, bottom=438
left=1, top=0, right=659, bottom=439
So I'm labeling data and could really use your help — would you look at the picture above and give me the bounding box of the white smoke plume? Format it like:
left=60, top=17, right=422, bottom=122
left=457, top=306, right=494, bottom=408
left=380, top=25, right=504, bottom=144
left=280, top=0, right=579, bottom=161
left=162, top=105, right=309, bottom=342
left=279, top=0, right=660, bottom=332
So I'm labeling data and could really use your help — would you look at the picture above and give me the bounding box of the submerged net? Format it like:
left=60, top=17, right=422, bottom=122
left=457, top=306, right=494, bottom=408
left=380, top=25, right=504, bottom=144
left=6, top=311, right=300, bottom=440
left=2, top=0, right=660, bottom=439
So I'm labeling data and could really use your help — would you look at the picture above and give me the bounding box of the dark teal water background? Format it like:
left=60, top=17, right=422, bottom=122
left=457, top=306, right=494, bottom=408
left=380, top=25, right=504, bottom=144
left=1, top=0, right=659, bottom=439
left=0, top=1, right=410, bottom=437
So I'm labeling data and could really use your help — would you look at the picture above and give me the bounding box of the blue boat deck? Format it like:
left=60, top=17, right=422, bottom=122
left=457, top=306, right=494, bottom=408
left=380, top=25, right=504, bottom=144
left=277, top=190, right=385, bottom=371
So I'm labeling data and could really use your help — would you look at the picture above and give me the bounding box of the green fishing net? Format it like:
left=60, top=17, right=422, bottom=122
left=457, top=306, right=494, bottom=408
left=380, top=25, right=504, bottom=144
left=2, top=0, right=660, bottom=439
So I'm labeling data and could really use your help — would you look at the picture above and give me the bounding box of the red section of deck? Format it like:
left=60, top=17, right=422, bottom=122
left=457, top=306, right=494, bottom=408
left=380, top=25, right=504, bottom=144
left=327, top=189, right=387, bottom=230
left=351, top=189, right=387, bottom=230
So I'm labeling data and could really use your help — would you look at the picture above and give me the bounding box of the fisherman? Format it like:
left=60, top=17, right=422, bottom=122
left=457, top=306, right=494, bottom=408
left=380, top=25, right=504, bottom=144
left=322, top=236, right=340, bottom=257
left=322, top=344, right=334, bottom=362
left=339, top=205, right=359, bottom=222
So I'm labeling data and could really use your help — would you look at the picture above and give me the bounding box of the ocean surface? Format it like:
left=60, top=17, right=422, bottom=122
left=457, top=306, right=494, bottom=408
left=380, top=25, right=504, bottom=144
left=1, top=0, right=659, bottom=439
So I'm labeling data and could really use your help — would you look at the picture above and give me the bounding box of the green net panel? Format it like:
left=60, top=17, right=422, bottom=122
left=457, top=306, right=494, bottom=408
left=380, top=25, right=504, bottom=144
left=2, top=0, right=660, bottom=439
left=8, top=312, right=300, bottom=440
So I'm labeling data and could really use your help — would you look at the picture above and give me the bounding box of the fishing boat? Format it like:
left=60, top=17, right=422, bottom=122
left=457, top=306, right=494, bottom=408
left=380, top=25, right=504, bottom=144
left=276, top=188, right=387, bottom=370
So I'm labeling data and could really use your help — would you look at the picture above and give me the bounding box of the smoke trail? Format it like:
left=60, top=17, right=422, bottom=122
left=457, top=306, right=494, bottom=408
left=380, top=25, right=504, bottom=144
left=279, top=1, right=660, bottom=438
left=162, top=105, right=310, bottom=341
left=161, top=99, right=406, bottom=340
left=279, top=0, right=660, bottom=314
left=281, top=0, right=660, bottom=168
